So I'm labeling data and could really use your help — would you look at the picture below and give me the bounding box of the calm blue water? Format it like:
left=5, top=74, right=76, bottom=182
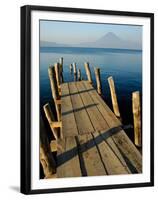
left=40, top=47, right=142, bottom=140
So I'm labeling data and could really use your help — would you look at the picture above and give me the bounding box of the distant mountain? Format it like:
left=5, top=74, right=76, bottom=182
left=40, top=32, right=142, bottom=50
left=78, top=32, right=141, bottom=50
left=40, top=41, right=70, bottom=47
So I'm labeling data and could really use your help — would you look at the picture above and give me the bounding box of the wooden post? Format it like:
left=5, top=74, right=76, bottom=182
left=84, top=62, right=92, bottom=83
left=59, top=57, right=64, bottom=83
left=78, top=69, right=81, bottom=81
left=59, top=57, right=63, bottom=72
left=73, top=62, right=77, bottom=75
left=132, top=91, right=141, bottom=147
left=48, top=66, right=60, bottom=121
left=69, top=64, right=73, bottom=73
left=54, top=62, right=61, bottom=89
left=40, top=116, right=56, bottom=178
left=43, top=103, right=60, bottom=140
left=50, top=140, right=57, bottom=152
left=94, top=68, right=102, bottom=95
left=74, top=74, right=77, bottom=82
left=108, top=76, right=121, bottom=118
left=48, top=66, right=59, bottom=100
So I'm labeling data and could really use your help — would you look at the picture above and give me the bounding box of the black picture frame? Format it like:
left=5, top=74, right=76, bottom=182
left=20, top=5, right=154, bottom=194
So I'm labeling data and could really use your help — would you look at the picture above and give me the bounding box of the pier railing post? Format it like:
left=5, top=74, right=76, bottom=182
left=78, top=69, right=81, bottom=81
left=43, top=103, right=61, bottom=140
left=48, top=66, right=61, bottom=121
left=84, top=62, right=92, bottom=84
left=73, top=62, right=77, bottom=75
left=73, top=62, right=77, bottom=81
left=132, top=91, right=141, bottom=147
left=94, top=67, right=102, bottom=95
left=54, top=63, right=61, bottom=90
left=59, top=57, right=64, bottom=83
left=40, top=117, right=56, bottom=178
left=108, top=76, right=121, bottom=118
left=69, top=64, right=73, bottom=73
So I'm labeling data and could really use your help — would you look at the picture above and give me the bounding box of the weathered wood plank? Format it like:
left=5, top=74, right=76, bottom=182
left=81, top=82, right=130, bottom=172
left=61, top=83, right=78, bottom=137
left=99, top=130, right=131, bottom=173
left=76, top=81, right=108, bottom=132
left=57, top=137, right=82, bottom=177
left=92, top=131, right=129, bottom=175
left=83, top=81, right=142, bottom=173
left=78, top=133, right=107, bottom=176
left=69, top=82, right=94, bottom=135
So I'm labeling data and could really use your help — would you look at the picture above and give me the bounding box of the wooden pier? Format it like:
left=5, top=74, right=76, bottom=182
left=41, top=59, right=142, bottom=178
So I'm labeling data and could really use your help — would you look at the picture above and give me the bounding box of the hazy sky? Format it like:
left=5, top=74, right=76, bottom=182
left=40, top=20, right=142, bottom=45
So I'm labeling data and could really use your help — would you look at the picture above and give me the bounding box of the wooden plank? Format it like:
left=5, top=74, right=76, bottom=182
left=81, top=81, right=130, bottom=172
left=76, top=81, right=108, bottom=132
left=69, top=82, right=94, bottom=135
left=92, top=131, right=129, bottom=175
left=100, top=130, right=131, bottom=173
left=83, top=81, right=142, bottom=173
left=83, top=81, right=121, bottom=126
left=78, top=133, right=107, bottom=176
left=61, top=83, right=78, bottom=137
left=57, top=137, right=82, bottom=177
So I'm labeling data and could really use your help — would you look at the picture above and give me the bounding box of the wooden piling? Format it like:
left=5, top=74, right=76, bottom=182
left=94, top=68, right=102, bottom=95
left=73, top=62, right=77, bottom=75
left=74, top=74, right=77, bottom=82
left=40, top=116, right=56, bottom=178
left=59, top=57, right=64, bottom=83
left=132, top=91, right=141, bottom=147
left=50, top=140, right=57, bottom=152
left=48, top=66, right=59, bottom=100
left=108, top=76, right=121, bottom=118
left=54, top=63, right=61, bottom=89
left=69, top=64, right=73, bottom=73
left=78, top=69, right=81, bottom=81
left=59, top=57, right=63, bottom=72
left=48, top=66, right=61, bottom=121
left=43, top=103, right=61, bottom=140
left=84, top=62, right=92, bottom=83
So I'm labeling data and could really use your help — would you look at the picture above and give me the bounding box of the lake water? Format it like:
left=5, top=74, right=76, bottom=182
left=40, top=47, right=142, bottom=142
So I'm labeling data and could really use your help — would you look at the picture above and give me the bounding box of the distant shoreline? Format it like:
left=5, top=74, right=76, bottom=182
left=40, top=46, right=142, bottom=52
